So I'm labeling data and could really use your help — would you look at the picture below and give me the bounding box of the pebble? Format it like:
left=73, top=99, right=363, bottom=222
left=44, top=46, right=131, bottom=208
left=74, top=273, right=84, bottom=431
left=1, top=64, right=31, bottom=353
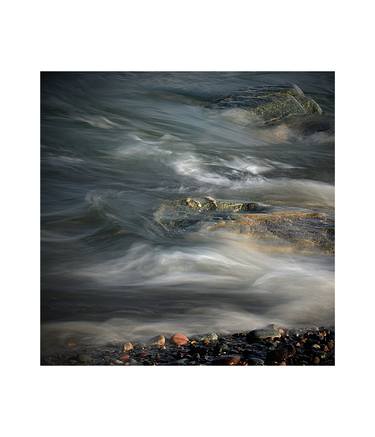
left=43, top=325, right=334, bottom=366
left=123, top=342, right=134, bottom=352
left=77, top=354, right=92, bottom=364
left=312, top=356, right=320, bottom=365
left=266, top=348, right=289, bottom=364
left=119, top=353, right=130, bottom=363
left=66, top=339, right=78, bottom=348
left=202, top=332, right=219, bottom=344
left=149, top=335, right=166, bottom=348
left=211, top=355, right=241, bottom=366
left=246, top=357, right=265, bottom=366
left=171, top=333, right=189, bottom=346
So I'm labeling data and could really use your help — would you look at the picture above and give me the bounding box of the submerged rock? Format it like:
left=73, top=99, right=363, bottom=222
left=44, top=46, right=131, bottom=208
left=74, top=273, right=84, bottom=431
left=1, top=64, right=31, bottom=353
left=208, top=211, right=334, bottom=254
left=155, top=196, right=334, bottom=254
left=154, top=196, right=267, bottom=232
left=210, top=85, right=322, bottom=125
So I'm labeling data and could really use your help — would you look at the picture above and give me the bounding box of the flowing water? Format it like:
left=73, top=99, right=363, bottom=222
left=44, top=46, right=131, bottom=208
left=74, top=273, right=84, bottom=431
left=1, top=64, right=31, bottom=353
left=41, top=72, right=334, bottom=353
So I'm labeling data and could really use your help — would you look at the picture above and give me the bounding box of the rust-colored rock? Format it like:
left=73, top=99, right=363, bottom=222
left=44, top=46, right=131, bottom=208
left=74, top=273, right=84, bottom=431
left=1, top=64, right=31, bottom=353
left=119, top=353, right=130, bottom=362
left=171, top=333, right=189, bottom=346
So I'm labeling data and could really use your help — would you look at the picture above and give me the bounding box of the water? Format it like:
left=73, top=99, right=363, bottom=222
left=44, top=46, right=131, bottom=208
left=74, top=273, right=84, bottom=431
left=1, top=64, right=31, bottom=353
left=41, top=72, right=334, bottom=353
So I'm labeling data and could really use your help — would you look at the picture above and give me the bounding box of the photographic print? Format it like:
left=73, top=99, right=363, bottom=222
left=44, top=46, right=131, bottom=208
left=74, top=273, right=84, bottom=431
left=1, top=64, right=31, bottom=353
left=41, top=72, right=334, bottom=365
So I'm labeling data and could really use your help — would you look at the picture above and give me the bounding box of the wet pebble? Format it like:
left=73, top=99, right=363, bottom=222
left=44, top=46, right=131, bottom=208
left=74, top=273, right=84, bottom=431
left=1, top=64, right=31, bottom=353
left=77, top=354, right=92, bottom=365
left=202, top=332, right=219, bottom=344
left=149, top=335, right=166, bottom=348
left=211, top=355, right=241, bottom=366
left=171, top=333, right=189, bottom=346
left=123, top=342, right=134, bottom=353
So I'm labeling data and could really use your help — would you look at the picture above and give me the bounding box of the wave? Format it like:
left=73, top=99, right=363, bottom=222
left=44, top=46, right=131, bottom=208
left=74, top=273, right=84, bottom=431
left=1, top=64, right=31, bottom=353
left=42, top=231, right=333, bottom=349
left=74, top=115, right=120, bottom=129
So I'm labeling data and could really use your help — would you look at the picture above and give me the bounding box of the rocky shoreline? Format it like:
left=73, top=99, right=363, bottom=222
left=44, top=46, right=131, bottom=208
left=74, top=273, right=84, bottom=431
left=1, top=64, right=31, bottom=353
left=41, top=325, right=334, bottom=366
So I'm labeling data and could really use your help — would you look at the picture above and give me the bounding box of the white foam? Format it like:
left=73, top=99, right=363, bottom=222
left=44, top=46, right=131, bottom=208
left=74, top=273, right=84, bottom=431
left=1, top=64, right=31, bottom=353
left=75, top=115, right=119, bottom=129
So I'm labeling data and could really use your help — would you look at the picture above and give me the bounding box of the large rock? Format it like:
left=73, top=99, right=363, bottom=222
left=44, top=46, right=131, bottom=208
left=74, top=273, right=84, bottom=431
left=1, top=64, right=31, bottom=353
left=210, top=85, right=322, bottom=125
left=208, top=211, right=334, bottom=254
left=154, top=196, right=266, bottom=232
left=246, top=325, right=283, bottom=343
left=155, top=196, right=334, bottom=254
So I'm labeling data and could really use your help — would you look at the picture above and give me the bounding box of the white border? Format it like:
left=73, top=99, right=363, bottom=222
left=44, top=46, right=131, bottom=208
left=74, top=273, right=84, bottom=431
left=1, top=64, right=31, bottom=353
left=2, top=1, right=374, bottom=436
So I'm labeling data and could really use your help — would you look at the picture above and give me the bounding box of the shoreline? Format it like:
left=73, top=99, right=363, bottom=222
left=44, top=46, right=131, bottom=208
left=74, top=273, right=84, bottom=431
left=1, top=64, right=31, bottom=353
left=41, top=325, right=334, bottom=366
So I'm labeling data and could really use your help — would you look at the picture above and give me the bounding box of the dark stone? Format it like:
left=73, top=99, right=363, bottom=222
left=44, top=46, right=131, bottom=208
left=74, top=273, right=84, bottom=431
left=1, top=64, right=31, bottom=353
left=211, top=355, right=242, bottom=366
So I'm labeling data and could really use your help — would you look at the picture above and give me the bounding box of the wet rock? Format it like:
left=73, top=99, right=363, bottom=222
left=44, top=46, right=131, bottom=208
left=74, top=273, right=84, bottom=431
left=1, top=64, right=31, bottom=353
left=266, top=343, right=295, bottom=364
left=202, top=332, right=219, bottom=345
left=266, top=348, right=289, bottom=364
left=211, top=355, right=241, bottom=366
left=210, top=85, right=322, bottom=125
left=246, top=325, right=282, bottom=343
left=209, top=211, right=334, bottom=255
left=245, top=357, right=265, bottom=366
left=154, top=196, right=267, bottom=233
left=171, top=333, right=189, bottom=346
left=185, top=198, right=202, bottom=209
left=123, top=342, right=134, bottom=352
left=149, top=335, right=166, bottom=348
left=119, top=353, right=130, bottom=363
left=77, top=354, right=92, bottom=365
left=204, top=196, right=218, bottom=209
left=66, top=338, right=78, bottom=349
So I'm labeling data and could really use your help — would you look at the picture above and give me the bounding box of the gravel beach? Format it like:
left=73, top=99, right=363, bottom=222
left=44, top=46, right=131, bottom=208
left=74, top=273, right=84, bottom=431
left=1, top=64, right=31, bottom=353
left=41, top=325, right=334, bottom=366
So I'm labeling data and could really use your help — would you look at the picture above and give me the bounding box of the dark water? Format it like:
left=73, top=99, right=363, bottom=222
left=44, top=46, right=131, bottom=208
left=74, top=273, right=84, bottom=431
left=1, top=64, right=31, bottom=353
left=41, top=72, right=334, bottom=353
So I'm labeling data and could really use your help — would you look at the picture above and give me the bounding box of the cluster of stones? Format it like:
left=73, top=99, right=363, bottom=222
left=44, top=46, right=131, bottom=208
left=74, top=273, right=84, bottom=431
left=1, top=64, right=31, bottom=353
left=41, top=325, right=334, bottom=366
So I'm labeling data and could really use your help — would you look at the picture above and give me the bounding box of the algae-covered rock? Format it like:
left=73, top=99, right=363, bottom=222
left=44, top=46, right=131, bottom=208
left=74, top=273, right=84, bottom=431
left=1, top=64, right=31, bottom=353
left=154, top=196, right=266, bottom=232
left=154, top=196, right=334, bottom=254
left=207, top=211, right=334, bottom=254
left=211, top=85, right=322, bottom=125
